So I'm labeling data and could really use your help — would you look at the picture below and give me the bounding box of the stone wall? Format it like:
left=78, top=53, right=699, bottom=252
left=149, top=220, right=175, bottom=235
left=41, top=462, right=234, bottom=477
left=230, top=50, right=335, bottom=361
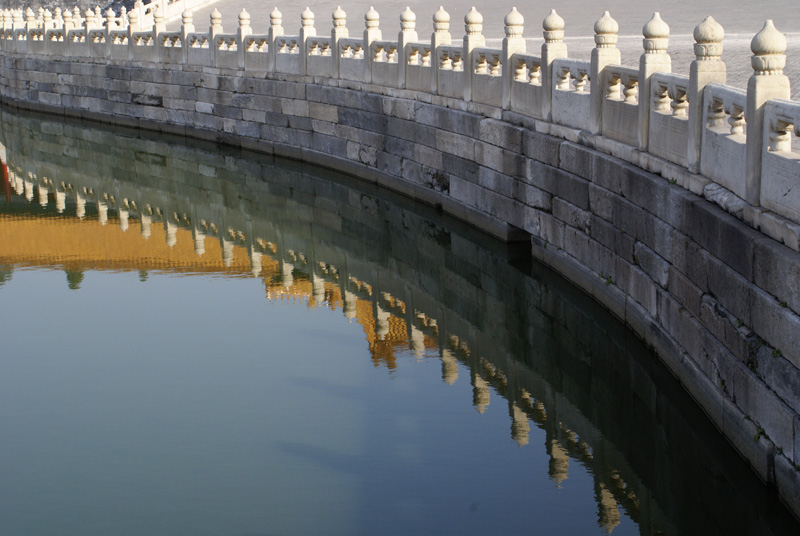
left=1, top=14, right=800, bottom=519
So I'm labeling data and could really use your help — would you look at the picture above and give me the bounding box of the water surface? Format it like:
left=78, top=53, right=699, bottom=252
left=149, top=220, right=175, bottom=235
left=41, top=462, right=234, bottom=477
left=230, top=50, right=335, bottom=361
left=0, top=109, right=798, bottom=535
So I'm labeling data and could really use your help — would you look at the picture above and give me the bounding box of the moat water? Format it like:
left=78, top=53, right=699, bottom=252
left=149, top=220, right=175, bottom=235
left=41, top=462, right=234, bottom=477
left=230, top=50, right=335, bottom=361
left=0, top=108, right=798, bottom=535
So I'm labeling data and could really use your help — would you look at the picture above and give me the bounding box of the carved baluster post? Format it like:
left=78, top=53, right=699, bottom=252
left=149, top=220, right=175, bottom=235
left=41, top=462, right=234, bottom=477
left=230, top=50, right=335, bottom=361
left=120, top=7, right=127, bottom=29
left=11, top=10, right=22, bottom=53
left=541, top=10, right=566, bottom=121
left=238, top=9, right=252, bottom=69
left=26, top=7, right=36, bottom=32
left=43, top=9, right=53, bottom=30
left=590, top=12, right=620, bottom=134
left=125, top=8, right=138, bottom=60
left=502, top=7, right=525, bottom=109
left=54, top=8, right=63, bottom=29
left=269, top=8, right=284, bottom=73
left=687, top=17, right=725, bottom=172
left=63, top=9, right=73, bottom=32
left=153, top=9, right=165, bottom=35
left=300, top=7, right=315, bottom=75
left=463, top=7, right=485, bottom=102
left=209, top=8, right=222, bottom=68
left=72, top=6, right=83, bottom=30
left=430, top=6, right=451, bottom=93
left=397, top=7, right=417, bottom=88
left=363, top=6, right=381, bottom=83
left=104, top=8, right=115, bottom=58
left=746, top=20, right=790, bottom=205
left=133, top=0, right=144, bottom=29
left=181, top=10, right=194, bottom=64
left=331, top=7, right=347, bottom=79
left=638, top=12, right=671, bottom=151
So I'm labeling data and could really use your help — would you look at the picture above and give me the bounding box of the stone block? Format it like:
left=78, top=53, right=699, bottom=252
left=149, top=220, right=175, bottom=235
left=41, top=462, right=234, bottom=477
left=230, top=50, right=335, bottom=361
left=478, top=118, right=522, bottom=153
left=752, top=343, right=800, bottom=415
left=416, top=104, right=479, bottom=138
left=381, top=97, right=416, bottom=121
left=441, top=154, right=479, bottom=184
left=753, top=234, right=800, bottom=317
left=554, top=169, right=589, bottom=211
left=477, top=167, right=515, bottom=198
left=243, top=109, right=267, bottom=123
left=706, top=254, right=755, bottom=326
left=537, top=212, right=565, bottom=249
left=288, top=116, right=313, bottom=131
left=311, top=119, right=337, bottom=136
left=668, top=266, right=703, bottom=319
left=376, top=151, right=402, bottom=177
left=521, top=130, right=561, bottom=167
left=558, top=142, right=594, bottom=180
left=435, top=130, right=475, bottom=161
left=413, top=145, right=443, bottom=171
left=633, top=241, right=669, bottom=289
left=515, top=182, right=552, bottom=211
left=338, top=108, right=386, bottom=132
left=669, top=232, right=709, bottom=292
left=683, top=198, right=756, bottom=282
left=611, top=195, right=645, bottom=240
left=475, top=142, right=524, bottom=176
left=311, top=132, right=347, bottom=157
left=275, top=81, right=305, bottom=100
left=214, top=104, right=243, bottom=120
left=623, top=263, right=658, bottom=316
left=722, top=396, right=774, bottom=484
left=235, top=120, right=260, bottom=139
left=751, top=286, right=800, bottom=370
left=386, top=117, right=436, bottom=147
left=308, top=102, right=338, bottom=122
left=553, top=197, right=591, bottom=234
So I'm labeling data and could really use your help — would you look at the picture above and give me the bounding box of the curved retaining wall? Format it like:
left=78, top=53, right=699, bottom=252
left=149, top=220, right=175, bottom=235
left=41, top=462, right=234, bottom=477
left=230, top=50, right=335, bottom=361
left=1, top=54, right=800, bottom=517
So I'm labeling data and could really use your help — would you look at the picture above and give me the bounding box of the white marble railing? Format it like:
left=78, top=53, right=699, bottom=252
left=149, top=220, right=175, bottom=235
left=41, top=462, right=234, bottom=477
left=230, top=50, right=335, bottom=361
left=1, top=4, right=798, bottom=232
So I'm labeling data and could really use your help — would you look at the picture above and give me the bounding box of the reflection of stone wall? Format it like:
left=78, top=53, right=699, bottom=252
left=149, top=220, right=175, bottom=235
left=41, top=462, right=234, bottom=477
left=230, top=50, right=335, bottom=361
left=3, top=109, right=799, bottom=533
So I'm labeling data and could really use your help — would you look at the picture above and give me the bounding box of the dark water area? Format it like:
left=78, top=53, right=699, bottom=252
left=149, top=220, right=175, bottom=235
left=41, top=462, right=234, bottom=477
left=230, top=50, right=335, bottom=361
left=0, top=107, right=798, bottom=535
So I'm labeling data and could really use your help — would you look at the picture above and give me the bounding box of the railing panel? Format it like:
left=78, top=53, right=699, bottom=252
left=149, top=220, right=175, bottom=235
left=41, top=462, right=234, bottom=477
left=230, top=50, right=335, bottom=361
left=28, top=28, right=46, bottom=55
left=214, top=33, right=240, bottom=69
left=471, top=47, right=503, bottom=108
left=186, top=33, right=211, bottom=66
left=648, top=72, right=690, bottom=167
left=130, top=31, right=157, bottom=62
left=510, top=53, right=543, bottom=119
left=602, top=65, right=639, bottom=146
left=371, top=40, right=399, bottom=87
left=338, top=37, right=366, bottom=82
left=45, top=29, right=67, bottom=56
left=405, top=42, right=432, bottom=92
left=551, top=58, right=591, bottom=130
left=762, top=100, right=800, bottom=223
left=87, top=29, right=107, bottom=59
left=67, top=29, right=88, bottom=58
left=437, top=44, right=464, bottom=98
left=158, top=31, right=182, bottom=64
left=275, top=34, right=303, bottom=75
left=243, top=34, right=270, bottom=72
left=306, top=36, right=332, bottom=78
left=700, top=84, right=747, bottom=198
left=108, top=31, right=130, bottom=61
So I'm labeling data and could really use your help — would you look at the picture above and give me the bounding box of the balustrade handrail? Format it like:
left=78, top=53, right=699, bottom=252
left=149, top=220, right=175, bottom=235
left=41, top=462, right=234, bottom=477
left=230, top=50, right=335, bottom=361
left=1, top=5, right=798, bottom=248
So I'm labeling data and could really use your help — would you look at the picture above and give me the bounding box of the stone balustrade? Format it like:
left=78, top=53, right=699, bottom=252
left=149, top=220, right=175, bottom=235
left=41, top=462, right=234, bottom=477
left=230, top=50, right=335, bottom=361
left=0, top=5, right=798, bottom=250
